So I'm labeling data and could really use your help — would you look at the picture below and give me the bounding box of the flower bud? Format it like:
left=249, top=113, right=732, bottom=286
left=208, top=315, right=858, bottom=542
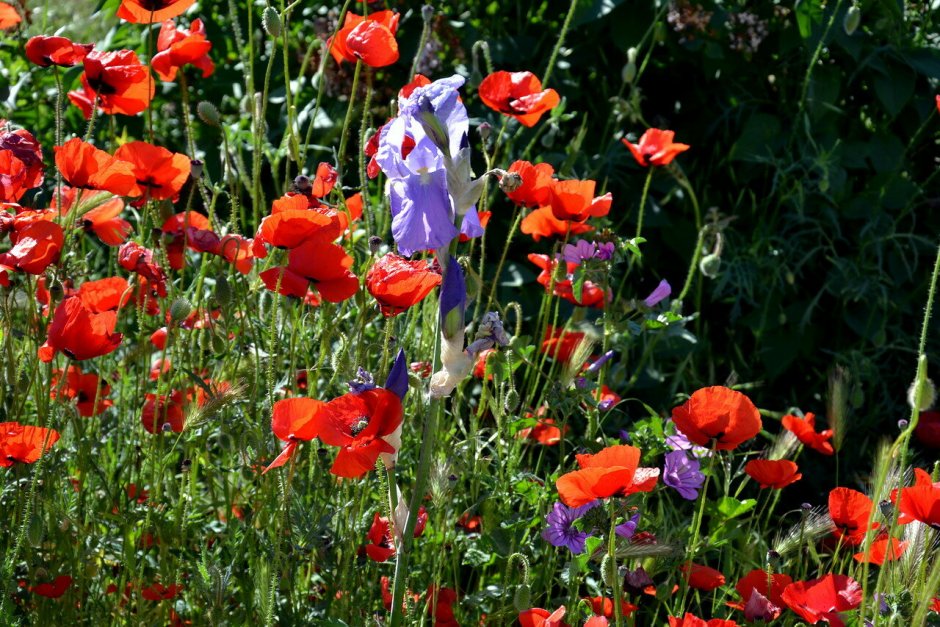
left=190, top=159, right=204, bottom=180
left=600, top=554, right=617, bottom=588
left=169, top=298, right=193, bottom=324
left=513, top=584, right=531, bottom=613
left=421, top=4, right=435, bottom=23
left=211, top=332, right=228, bottom=355
left=213, top=275, right=232, bottom=307
left=503, top=388, right=520, bottom=413
left=699, top=253, right=721, bottom=279
left=197, top=101, right=221, bottom=127
left=898, top=419, right=909, bottom=430
left=49, top=281, right=65, bottom=301
left=478, top=121, right=492, bottom=143
left=843, top=6, right=861, bottom=36
left=262, top=7, right=281, bottom=38
left=368, top=236, right=383, bottom=254
left=622, top=60, right=637, bottom=84
left=293, top=175, right=311, bottom=194
left=907, top=377, right=935, bottom=411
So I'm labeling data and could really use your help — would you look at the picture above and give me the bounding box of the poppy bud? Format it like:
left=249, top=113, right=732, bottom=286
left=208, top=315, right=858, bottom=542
left=169, top=298, right=193, bottom=324
left=49, top=282, right=65, bottom=301
left=190, top=159, right=204, bottom=180
left=478, top=121, right=492, bottom=143
left=213, top=275, right=232, bottom=307
left=197, top=101, right=221, bottom=127
left=513, top=583, right=531, bottom=613
left=540, top=124, right=558, bottom=148
left=843, top=5, right=861, bottom=36
left=27, top=515, right=44, bottom=547
left=907, top=376, right=935, bottom=412
left=879, top=500, right=893, bottom=518
left=699, top=253, right=721, bottom=278
left=211, top=333, right=227, bottom=355
left=368, top=236, right=383, bottom=254
left=898, top=419, right=909, bottom=430
left=262, top=7, right=281, bottom=38
left=600, top=554, right=617, bottom=588
left=503, top=388, right=520, bottom=413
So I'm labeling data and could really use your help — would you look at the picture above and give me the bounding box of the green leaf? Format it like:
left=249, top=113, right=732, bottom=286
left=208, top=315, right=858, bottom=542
left=795, top=0, right=824, bottom=39
left=572, top=265, right=587, bottom=304
left=873, top=63, right=915, bottom=117
left=716, top=497, right=757, bottom=520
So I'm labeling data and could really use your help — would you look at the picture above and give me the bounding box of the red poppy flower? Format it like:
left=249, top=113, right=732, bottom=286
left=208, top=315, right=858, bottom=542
left=478, top=71, right=560, bottom=127
left=150, top=327, right=167, bottom=350
left=366, top=253, right=441, bottom=317
left=55, top=189, right=132, bottom=246
left=520, top=205, right=594, bottom=242
left=54, top=138, right=137, bottom=196
left=598, top=385, right=621, bottom=411
left=160, top=211, right=214, bottom=269
left=671, top=386, right=762, bottom=451
left=426, top=585, right=459, bottom=627
left=152, top=18, right=214, bottom=81
left=140, top=582, right=184, bottom=601
left=317, top=388, right=404, bottom=478
left=472, top=348, right=496, bottom=379
left=217, top=234, right=255, bottom=274
left=895, top=482, right=940, bottom=527
left=311, top=162, right=338, bottom=198
left=257, top=196, right=342, bottom=249
left=0, top=2, right=21, bottom=30
left=668, top=614, right=738, bottom=627
left=141, top=390, right=187, bottom=433
left=518, top=407, right=567, bottom=446
left=26, top=36, right=93, bottom=67
left=549, top=179, right=612, bottom=223
left=518, top=606, right=568, bottom=627
left=744, top=459, right=802, bottom=489
left=780, top=574, right=861, bottom=626
left=117, top=0, right=195, bottom=23
left=70, top=50, right=155, bottom=118
left=584, top=596, right=637, bottom=618
left=262, top=397, right=329, bottom=473
left=260, top=241, right=358, bottom=304
left=119, top=241, right=168, bottom=297
left=328, top=11, right=400, bottom=68
left=828, top=487, right=878, bottom=546
left=76, top=276, right=131, bottom=312
left=456, top=512, right=481, bottom=533
left=400, top=74, right=431, bottom=99
left=51, top=365, right=113, bottom=417
left=726, top=569, right=792, bottom=620
left=30, top=575, right=73, bottom=599
left=506, top=160, right=555, bottom=207
left=915, top=410, right=940, bottom=449
left=363, top=507, right=427, bottom=563
left=585, top=618, right=609, bottom=627
left=380, top=576, right=421, bottom=613
left=0, top=126, right=44, bottom=202
left=114, top=141, right=191, bottom=200
left=681, top=563, right=726, bottom=591
left=852, top=534, right=907, bottom=565
left=38, top=296, right=123, bottom=362
left=781, top=412, right=834, bottom=456
left=0, top=421, right=60, bottom=467
left=541, top=325, right=587, bottom=364
left=528, top=253, right=608, bottom=308
left=622, top=128, right=690, bottom=167
left=0, top=220, right=63, bottom=274
left=556, top=444, right=659, bottom=507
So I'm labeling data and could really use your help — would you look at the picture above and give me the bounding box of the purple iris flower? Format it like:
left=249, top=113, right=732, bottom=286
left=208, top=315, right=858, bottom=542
left=615, top=511, right=641, bottom=539
left=643, top=279, right=672, bottom=307
left=662, top=450, right=705, bottom=500
left=384, top=349, right=408, bottom=400
left=541, top=500, right=599, bottom=554
left=439, top=256, right=466, bottom=340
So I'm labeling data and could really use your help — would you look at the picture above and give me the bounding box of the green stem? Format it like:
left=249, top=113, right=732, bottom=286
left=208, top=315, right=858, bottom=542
left=677, top=444, right=718, bottom=613
left=634, top=168, right=654, bottom=240
left=337, top=61, right=363, bottom=171
left=541, top=0, right=578, bottom=88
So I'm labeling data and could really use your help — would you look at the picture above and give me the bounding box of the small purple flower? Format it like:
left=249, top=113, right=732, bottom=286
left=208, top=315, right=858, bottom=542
left=623, top=567, right=654, bottom=595
left=562, top=240, right=598, bottom=265
left=348, top=367, right=376, bottom=394
left=643, top=279, right=672, bottom=307
left=665, top=422, right=712, bottom=458
left=663, top=450, right=705, bottom=500
left=619, top=430, right=632, bottom=443
left=596, top=242, right=615, bottom=260
left=585, top=350, right=616, bottom=374
left=541, top=500, right=599, bottom=554
left=615, top=511, right=641, bottom=539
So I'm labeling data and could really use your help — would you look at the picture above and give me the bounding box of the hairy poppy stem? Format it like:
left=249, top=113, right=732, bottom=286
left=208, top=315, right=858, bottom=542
left=634, top=167, right=654, bottom=241
left=540, top=0, right=578, bottom=89
left=336, top=60, right=363, bottom=171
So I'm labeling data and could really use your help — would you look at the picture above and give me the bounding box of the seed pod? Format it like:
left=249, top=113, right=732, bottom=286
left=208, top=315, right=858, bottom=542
left=169, top=298, right=193, bottom=324
left=513, top=584, right=531, bottom=613
left=843, top=6, right=861, bottom=36
left=214, top=275, right=232, bottom=307
left=600, top=554, right=617, bottom=588
left=197, top=101, right=221, bottom=127
left=262, top=7, right=281, bottom=38
left=699, top=253, right=721, bottom=279
left=498, top=171, right=522, bottom=194
left=190, top=159, right=204, bottom=180
left=368, top=236, right=383, bottom=254
left=907, top=376, right=935, bottom=411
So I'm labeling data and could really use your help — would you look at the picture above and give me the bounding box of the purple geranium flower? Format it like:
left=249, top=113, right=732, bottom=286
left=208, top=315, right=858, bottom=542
left=615, top=511, right=641, bottom=539
left=643, top=279, right=672, bottom=307
left=662, top=450, right=705, bottom=500
left=665, top=421, right=712, bottom=458
left=541, top=500, right=599, bottom=554
left=347, top=367, right=376, bottom=394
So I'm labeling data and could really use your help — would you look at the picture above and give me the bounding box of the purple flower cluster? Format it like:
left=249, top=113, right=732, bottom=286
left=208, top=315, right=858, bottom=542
left=561, top=240, right=615, bottom=265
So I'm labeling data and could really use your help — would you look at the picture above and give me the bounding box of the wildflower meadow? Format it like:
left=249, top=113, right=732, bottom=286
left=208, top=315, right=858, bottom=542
left=2, top=0, right=940, bottom=625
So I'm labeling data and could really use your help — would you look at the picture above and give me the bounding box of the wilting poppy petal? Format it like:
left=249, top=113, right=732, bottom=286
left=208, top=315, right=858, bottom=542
left=479, top=71, right=560, bottom=127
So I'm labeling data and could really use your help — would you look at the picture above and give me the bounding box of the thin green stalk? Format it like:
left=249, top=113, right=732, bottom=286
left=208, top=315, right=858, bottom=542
left=336, top=61, right=363, bottom=171
left=677, top=445, right=718, bottom=613
left=634, top=168, right=654, bottom=240
left=540, top=0, right=579, bottom=88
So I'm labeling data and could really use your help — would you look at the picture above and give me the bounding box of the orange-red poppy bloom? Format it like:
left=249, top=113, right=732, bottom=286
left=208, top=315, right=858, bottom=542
left=528, top=253, right=608, bottom=308
left=328, top=11, right=400, bottom=68
left=366, top=253, right=441, bottom=317
left=671, top=386, right=762, bottom=451
left=541, top=325, right=587, bottom=364
left=506, top=160, right=555, bottom=207
left=114, top=141, right=190, bottom=200
left=680, top=563, right=726, bottom=591
left=141, top=390, right=189, bottom=433
left=256, top=195, right=342, bottom=250
left=318, top=388, right=404, bottom=478
left=26, top=36, right=93, bottom=67
left=0, top=125, right=44, bottom=202
left=744, top=459, right=802, bottom=489
left=117, top=0, right=195, bottom=23
left=828, top=487, right=878, bottom=546
left=518, top=606, right=568, bottom=627
left=76, top=276, right=131, bottom=312
left=152, top=18, right=214, bottom=81
left=30, top=575, right=73, bottom=599
left=549, top=178, right=612, bottom=223
left=0, top=220, right=63, bottom=274
left=584, top=596, right=637, bottom=619
left=38, top=295, right=123, bottom=362
left=518, top=417, right=567, bottom=446
left=781, top=412, right=834, bottom=456
left=51, top=365, right=113, bottom=417
left=852, top=534, right=907, bottom=565
left=119, top=241, right=168, bottom=297
left=263, top=397, right=329, bottom=473
left=0, top=421, right=59, bottom=466
left=668, top=614, right=738, bottom=627
left=70, top=50, right=155, bottom=118
left=556, top=444, right=659, bottom=507
left=54, top=188, right=132, bottom=246
left=363, top=508, right=427, bottom=563
left=139, top=582, right=184, bottom=601
left=54, top=139, right=138, bottom=196
left=478, top=71, right=560, bottom=127
left=261, top=241, right=359, bottom=304
left=520, top=205, right=594, bottom=242
left=780, top=574, right=861, bottom=626
left=622, top=128, right=690, bottom=167
left=895, top=478, right=940, bottom=528
left=0, top=2, right=21, bottom=30
left=726, top=569, right=792, bottom=619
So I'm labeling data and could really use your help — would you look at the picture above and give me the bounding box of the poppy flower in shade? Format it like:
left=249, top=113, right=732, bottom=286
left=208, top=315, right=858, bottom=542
left=680, top=563, right=726, bottom=591
left=520, top=205, right=594, bottom=242
left=556, top=444, right=660, bottom=507
left=528, top=254, right=608, bottom=308
left=328, top=11, right=400, bottom=68
left=141, top=390, right=188, bottom=434
left=622, top=128, right=690, bottom=167
left=54, top=138, right=137, bottom=196
left=781, top=412, right=834, bottom=456
left=0, top=220, right=63, bottom=274
left=0, top=2, right=21, bottom=30
left=0, top=422, right=60, bottom=467
left=585, top=596, right=637, bottom=619
left=0, top=126, right=44, bottom=202
left=70, top=50, right=155, bottom=118
left=25, top=36, right=93, bottom=67
left=472, top=347, right=497, bottom=379
left=505, top=160, right=555, bottom=207
left=366, top=253, right=441, bottom=317
left=518, top=415, right=568, bottom=446
left=780, top=574, right=862, bottom=626
left=549, top=179, right=613, bottom=223
left=51, top=366, right=113, bottom=417
left=478, top=71, right=560, bottom=127
left=159, top=211, right=216, bottom=269
left=38, top=296, right=123, bottom=363
left=140, top=582, right=184, bottom=601
left=915, top=410, right=940, bottom=449
left=518, top=606, right=568, bottom=627
left=597, top=385, right=622, bottom=412
left=744, top=459, right=802, bottom=489
left=260, top=241, right=358, bottom=304
left=119, top=241, right=168, bottom=297
left=828, top=487, right=878, bottom=546
left=380, top=576, right=421, bottom=613
left=117, top=0, right=195, bottom=23
left=317, top=388, right=404, bottom=478
left=113, top=141, right=191, bottom=200
left=541, top=325, right=587, bottom=364
left=262, top=397, right=329, bottom=473
left=30, top=575, right=73, bottom=599
left=362, top=508, right=427, bottom=562
left=852, top=534, right=907, bottom=565
left=425, top=585, right=459, bottom=627
left=152, top=18, right=214, bottom=81
left=726, top=569, right=792, bottom=621
left=668, top=614, right=739, bottom=627
left=671, top=386, right=762, bottom=451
